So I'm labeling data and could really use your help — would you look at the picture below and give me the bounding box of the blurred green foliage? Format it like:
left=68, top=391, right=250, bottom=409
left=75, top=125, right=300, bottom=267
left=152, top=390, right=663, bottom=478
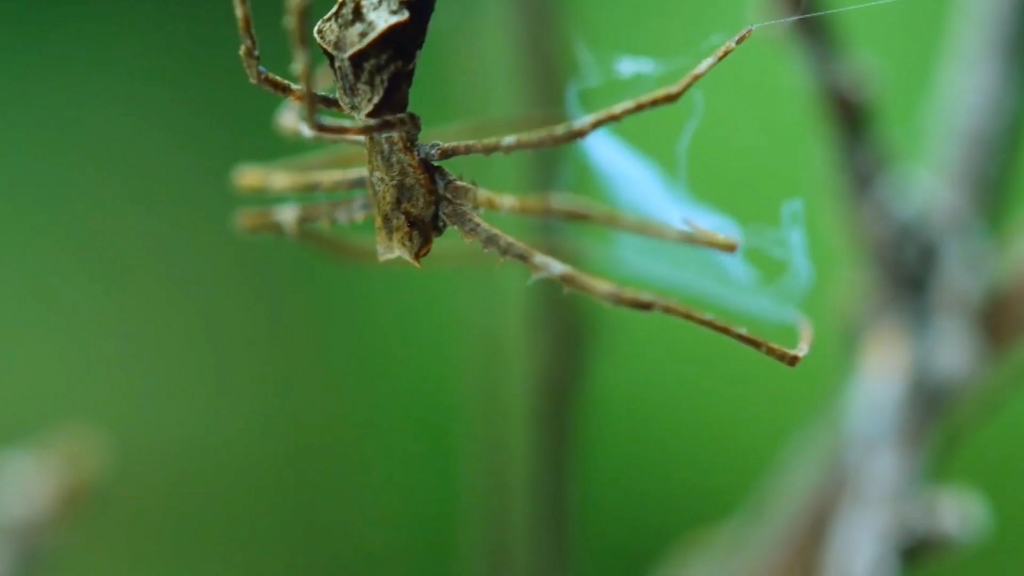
left=1, top=0, right=1022, bottom=575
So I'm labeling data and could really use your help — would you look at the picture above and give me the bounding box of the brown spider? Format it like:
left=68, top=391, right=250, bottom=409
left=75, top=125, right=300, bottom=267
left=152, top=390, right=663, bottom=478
left=228, top=0, right=813, bottom=366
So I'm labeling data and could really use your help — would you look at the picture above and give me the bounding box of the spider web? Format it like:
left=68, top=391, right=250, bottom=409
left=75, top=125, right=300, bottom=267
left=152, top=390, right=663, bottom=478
left=564, top=41, right=815, bottom=326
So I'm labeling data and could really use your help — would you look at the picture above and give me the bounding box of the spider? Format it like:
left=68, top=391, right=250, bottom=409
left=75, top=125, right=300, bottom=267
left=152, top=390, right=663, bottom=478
left=228, top=0, right=813, bottom=366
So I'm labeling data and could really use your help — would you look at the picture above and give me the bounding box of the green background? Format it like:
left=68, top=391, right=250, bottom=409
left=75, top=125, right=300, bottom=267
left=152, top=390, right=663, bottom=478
left=1, top=0, right=1022, bottom=574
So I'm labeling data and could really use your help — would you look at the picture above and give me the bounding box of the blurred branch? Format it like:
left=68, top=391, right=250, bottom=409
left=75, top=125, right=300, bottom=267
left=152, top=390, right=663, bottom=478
left=920, top=0, right=1024, bottom=217
left=986, top=267, right=1024, bottom=353
left=774, top=0, right=886, bottom=190
left=814, top=2, right=1024, bottom=575
left=0, top=426, right=108, bottom=576
left=461, top=322, right=523, bottom=576
left=506, top=2, right=585, bottom=576
left=655, top=419, right=844, bottom=576
left=900, top=483, right=993, bottom=563
left=774, top=0, right=906, bottom=286
left=661, top=0, right=1024, bottom=574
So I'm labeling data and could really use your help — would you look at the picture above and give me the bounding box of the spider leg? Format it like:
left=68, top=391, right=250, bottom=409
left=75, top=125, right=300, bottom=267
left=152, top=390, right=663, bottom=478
left=464, top=184, right=737, bottom=252
left=283, top=0, right=317, bottom=124
left=232, top=0, right=388, bottom=138
left=231, top=165, right=368, bottom=195
left=237, top=196, right=492, bottom=267
left=421, top=27, right=753, bottom=161
left=235, top=194, right=372, bottom=236
left=291, top=228, right=385, bottom=262
left=232, top=0, right=339, bottom=110
left=442, top=202, right=811, bottom=366
left=229, top=128, right=369, bottom=195
left=261, top=228, right=494, bottom=268
left=272, top=62, right=365, bottom=145
left=234, top=194, right=383, bottom=265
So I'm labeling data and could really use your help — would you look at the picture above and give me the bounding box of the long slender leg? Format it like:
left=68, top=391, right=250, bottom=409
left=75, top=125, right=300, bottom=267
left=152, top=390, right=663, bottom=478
left=235, top=195, right=372, bottom=235
left=284, top=0, right=317, bottom=126
left=232, top=0, right=387, bottom=137
left=421, top=27, right=753, bottom=161
left=235, top=194, right=379, bottom=265
left=272, top=62, right=365, bottom=145
left=231, top=165, right=368, bottom=195
left=274, top=108, right=368, bottom=142
left=286, top=229, right=497, bottom=267
left=232, top=137, right=369, bottom=183
left=292, top=228, right=383, bottom=262
left=237, top=199, right=494, bottom=267
left=232, top=0, right=339, bottom=110
left=442, top=202, right=811, bottom=366
left=467, top=185, right=738, bottom=252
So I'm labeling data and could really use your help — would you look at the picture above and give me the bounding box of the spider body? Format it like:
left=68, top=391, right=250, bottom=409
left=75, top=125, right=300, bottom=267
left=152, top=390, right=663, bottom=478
left=364, top=122, right=445, bottom=264
left=311, top=0, right=444, bottom=264
left=229, top=0, right=813, bottom=365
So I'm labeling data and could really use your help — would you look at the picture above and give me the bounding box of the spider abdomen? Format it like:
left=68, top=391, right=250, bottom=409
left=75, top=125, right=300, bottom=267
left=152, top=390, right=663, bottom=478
left=365, top=120, right=443, bottom=265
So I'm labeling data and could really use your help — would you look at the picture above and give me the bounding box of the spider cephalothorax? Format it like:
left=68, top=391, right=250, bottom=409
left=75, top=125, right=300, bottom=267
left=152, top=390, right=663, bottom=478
left=313, top=0, right=436, bottom=119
